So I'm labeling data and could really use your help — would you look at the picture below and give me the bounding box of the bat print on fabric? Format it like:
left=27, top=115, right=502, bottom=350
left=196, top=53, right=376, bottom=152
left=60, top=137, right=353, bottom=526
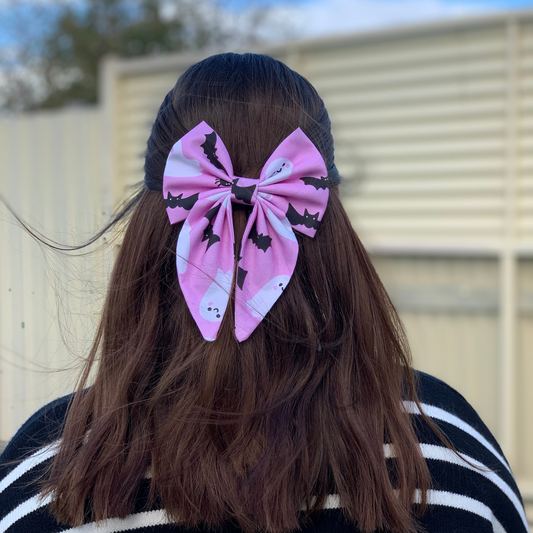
left=202, top=222, right=220, bottom=250
left=246, top=275, right=291, bottom=318
left=286, top=203, right=320, bottom=230
left=232, top=181, right=256, bottom=204
left=237, top=267, right=248, bottom=290
left=164, top=191, right=199, bottom=210
left=201, top=132, right=228, bottom=174
left=202, top=203, right=222, bottom=250
left=248, top=224, right=272, bottom=252
left=199, top=269, right=233, bottom=323
left=300, top=176, right=329, bottom=190
left=215, top=177, right=232, bottom=187
left=162, top=122, right=329, bottom=341
left=205, top=203, right=221, bottom=221
left=216, top=177, right=256, bottom=204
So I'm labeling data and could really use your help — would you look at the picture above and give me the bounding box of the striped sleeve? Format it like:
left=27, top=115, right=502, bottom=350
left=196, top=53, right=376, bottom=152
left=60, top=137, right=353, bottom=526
left=404, top=371, right=529, bottom=533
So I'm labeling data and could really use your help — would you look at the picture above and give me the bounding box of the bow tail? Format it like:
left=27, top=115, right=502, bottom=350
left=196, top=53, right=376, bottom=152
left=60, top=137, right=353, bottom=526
left=235, top=203, right=299, bottom=342
left=177, top=195, right=235, bottom=341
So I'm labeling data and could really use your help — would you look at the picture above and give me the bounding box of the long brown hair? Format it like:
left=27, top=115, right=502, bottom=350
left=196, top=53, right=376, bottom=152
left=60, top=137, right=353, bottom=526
left=43, top=53, right=432, bottom=533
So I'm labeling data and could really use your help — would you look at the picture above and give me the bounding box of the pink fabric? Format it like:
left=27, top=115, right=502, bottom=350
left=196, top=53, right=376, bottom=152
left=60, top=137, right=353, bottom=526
left=162, top=121, right=329, bottom=341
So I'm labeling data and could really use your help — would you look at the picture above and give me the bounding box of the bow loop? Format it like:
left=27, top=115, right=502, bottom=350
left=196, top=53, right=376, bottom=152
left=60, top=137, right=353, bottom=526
left=163, top=121, right=329, bottom=341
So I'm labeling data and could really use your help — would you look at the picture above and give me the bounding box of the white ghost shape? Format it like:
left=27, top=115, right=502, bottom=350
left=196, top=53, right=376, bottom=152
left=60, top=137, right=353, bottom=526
left=263, top=158, right=293, bottom=185
left=166, top=140, right=202, bottom=177
left=246, top=275, right=291, bottom=318
left=199, top=269, right=233, bottom=322
left=176, top=219, right=191, bottom=274
left=265, top=209, right=297, bottom=242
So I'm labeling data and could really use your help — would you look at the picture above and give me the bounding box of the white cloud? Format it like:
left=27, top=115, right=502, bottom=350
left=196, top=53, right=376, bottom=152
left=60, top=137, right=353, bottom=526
left=267, top=0, right=508, bottom=38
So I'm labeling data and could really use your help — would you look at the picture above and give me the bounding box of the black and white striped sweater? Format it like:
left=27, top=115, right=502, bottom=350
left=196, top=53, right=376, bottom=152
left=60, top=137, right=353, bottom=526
left=0, top=372, right=528, bottom=532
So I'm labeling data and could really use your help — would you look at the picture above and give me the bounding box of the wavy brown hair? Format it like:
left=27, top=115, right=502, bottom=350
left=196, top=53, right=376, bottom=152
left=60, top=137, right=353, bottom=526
left=43, top=53, right=434, bottom=533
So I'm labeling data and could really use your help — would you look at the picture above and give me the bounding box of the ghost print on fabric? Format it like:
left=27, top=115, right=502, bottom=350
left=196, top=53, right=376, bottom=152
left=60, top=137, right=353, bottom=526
left=162, top=121, right=329, bottom=342
left=199, top=269, right=233, bottom=323
left=264, top=157, right=293, bottom=184
left=246, top=275, right=291, bottom=318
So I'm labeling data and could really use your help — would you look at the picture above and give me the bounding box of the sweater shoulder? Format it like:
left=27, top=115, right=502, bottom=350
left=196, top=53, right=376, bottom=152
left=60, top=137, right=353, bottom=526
left=413, top=370, right=498, bottom=442
left=410, top=371, right=528, bottom=532
left=0, top=392, right=74, bottom=466
left=415, top=370, right=472, bottom=406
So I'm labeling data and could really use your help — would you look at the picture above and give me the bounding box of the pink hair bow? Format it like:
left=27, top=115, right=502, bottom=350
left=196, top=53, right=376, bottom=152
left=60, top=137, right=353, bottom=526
left=162, top=121, right=329, bottom=342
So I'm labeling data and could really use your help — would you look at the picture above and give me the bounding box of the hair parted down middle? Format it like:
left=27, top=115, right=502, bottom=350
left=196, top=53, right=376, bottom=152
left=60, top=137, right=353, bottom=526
left=42, top=53, right=444, bottom=533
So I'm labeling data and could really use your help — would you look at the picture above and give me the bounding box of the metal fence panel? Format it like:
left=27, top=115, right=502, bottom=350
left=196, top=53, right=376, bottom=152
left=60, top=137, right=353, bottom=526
left=0, top=108, right=111, bottom=441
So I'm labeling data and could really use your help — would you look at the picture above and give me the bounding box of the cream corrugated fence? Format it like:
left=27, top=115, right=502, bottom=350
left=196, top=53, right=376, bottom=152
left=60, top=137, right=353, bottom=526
left=0, top=107, right=113, bottom=440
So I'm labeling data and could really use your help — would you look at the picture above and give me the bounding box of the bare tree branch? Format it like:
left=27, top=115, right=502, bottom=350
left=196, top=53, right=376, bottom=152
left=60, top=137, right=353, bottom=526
left=0, top=0, right=292, bottom=111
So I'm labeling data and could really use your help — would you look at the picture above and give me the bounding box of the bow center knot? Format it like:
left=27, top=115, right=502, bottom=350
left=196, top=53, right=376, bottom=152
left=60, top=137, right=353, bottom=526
left=226, top=176, right=258, bottom=206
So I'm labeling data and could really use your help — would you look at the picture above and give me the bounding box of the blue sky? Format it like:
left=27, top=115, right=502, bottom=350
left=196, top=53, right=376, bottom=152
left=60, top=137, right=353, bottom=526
left=225, top=0, right=532, bottom=6
left=2, top=0, right=533, bottom=47
left=225, top=0, right=533, bottom=10
left=450, top=0, right=532, bottom=4
left=250, top=0, right=533, bottom=39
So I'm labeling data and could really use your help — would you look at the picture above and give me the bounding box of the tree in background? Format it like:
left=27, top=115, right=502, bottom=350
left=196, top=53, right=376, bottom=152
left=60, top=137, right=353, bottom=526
left=0, top=0, right=280, bottom=111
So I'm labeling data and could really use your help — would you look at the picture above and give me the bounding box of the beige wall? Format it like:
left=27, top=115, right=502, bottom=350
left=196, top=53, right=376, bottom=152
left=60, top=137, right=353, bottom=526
left=371, top=255, right=500, bottom=433
left=0, top=107, right=113, bottom=440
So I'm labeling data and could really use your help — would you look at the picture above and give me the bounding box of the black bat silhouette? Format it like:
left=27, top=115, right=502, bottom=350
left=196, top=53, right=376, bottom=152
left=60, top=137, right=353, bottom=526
left=232, top=180, right=256, bottom=204
left=204, top=203, right=221, bottom=221
left=202, top=204, right=221, bottom=250
left=202, top=222, right=220, bottom=250
left=215, top=178, right=232, bottom=187
left=237, top=267, right=248, bottom=290
left=201, top=132, right=228, bottom=175
left=248, top=224, right=272, bottom=252
left=300, top=176, right=329, bottom=190
left=164, top=191, right=199, bottom=210
left=216, top=177, right=256, bottom=204
left=286, top=203, right=320, bottom=230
